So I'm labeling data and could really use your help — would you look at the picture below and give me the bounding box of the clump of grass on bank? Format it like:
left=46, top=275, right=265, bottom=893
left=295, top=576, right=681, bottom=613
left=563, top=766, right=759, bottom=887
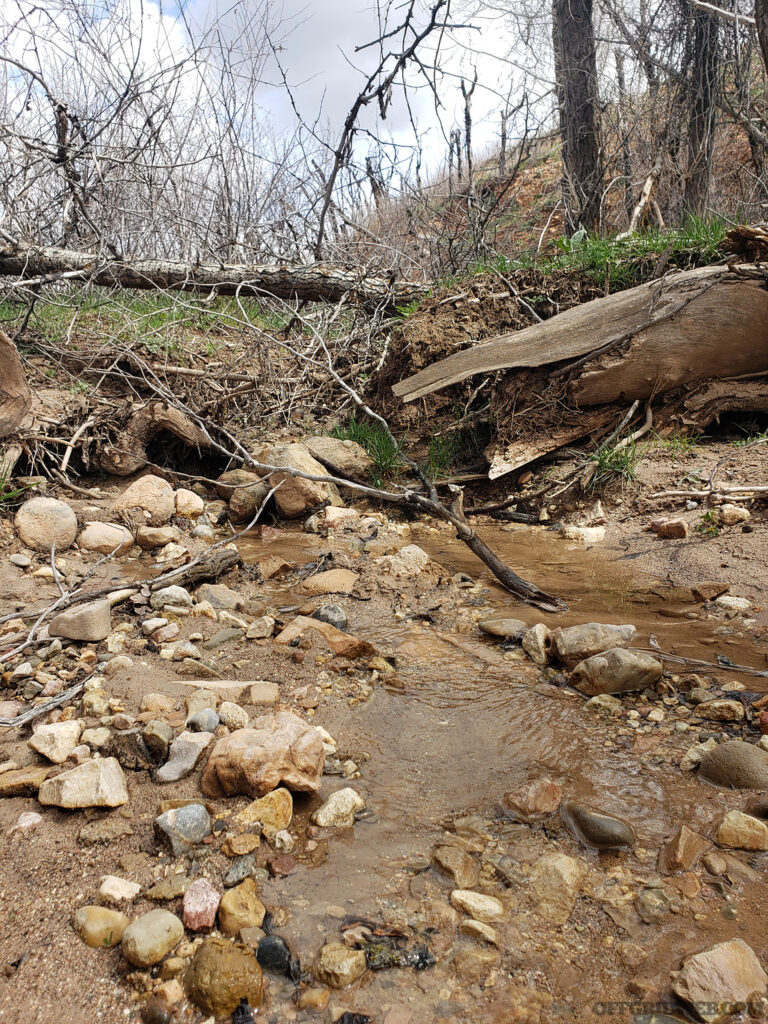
left=470, top=217, right=729, bottom=295
left=586, top=437, right=643, bottom=491
left=330, top=416, right=405, bottom=486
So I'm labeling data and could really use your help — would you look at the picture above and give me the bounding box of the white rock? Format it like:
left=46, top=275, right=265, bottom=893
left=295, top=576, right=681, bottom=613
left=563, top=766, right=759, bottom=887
left=680, top=738, right=719, bottom=771
left=10, top=811, right=43, bottom=833
left=28, top=720, right=83, bottom=764
left=450, top=890, right=504, bottom=923
left=98, top=875, right=141, bottom=905
left=522, top=623, right=552, bottom=665
left=716, top=595, right=752, bottom=614
left=560, top=525, right=606, bottom=544
left=15, top=497, right=77, bottom=552
left=77, top=521, right=133, bottom=556
left=218, top=701, right=249, bottom=730
left=150, top=585, right=193, bottom=610
left=175, top=489, right=204, bottom=517
left=113, top=475, right=175, bottom=526
left=37, top=757, right=129, bottom=808
left=141, top=617, right=168, bottom=635
left=717, top=504, right=750, bottom=526
left=310, top=788, right=365, bottom=828
left=377, top=544, right=430, bottom=577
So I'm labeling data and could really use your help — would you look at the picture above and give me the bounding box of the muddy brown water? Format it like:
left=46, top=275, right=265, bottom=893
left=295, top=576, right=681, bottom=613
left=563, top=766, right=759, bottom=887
left=235, top=522, right=768, bottom=1023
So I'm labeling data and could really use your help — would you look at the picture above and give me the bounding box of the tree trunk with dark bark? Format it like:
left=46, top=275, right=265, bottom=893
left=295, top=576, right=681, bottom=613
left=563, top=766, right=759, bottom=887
left=552, top=0, right=604, bottom=232
left=757, top=0, right=768, bottom=75
left=683, top=4, right=720, bottom=217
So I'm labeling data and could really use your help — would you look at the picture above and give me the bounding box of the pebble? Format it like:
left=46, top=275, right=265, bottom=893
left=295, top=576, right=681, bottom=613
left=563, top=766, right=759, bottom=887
left=236, top=787, right=293, bottom=837
left=699, top=740, right=768, bottom=789
left=521, top=623, right=551, bottom=664
left=256, top=935, right=300, bottom=980
left=10, top=811, right=42, bottom=833
left=182, top=878, right=221, bottom=931
left=246, top=617, right=275, bottom=639
left=559, top=799, right=636, bottom=849
left=478, top=617, right=526, bottom=641
left=28, top=720, right=83, bottom=764
left=15, top=497, right=77, bottom=552
left=223, top=854, right=261, bottom=888
left=154, top=803, right=212, bottom=856
left=315, top=943, right=367, bottom=988
left=714, top=811, right=768, bottom=850
left=145, top=874, right=191, bottom=901
left=217, top=878, right=266, bottom=935
left=186, top=708, right=220, bottom=732
left=502, top=778, right=562, bottom=821
left=529, top=852, right=586, bottom=925
left=182, top=937, right=263, bottom=1017
left=72, top=905, right=129, bottom=948
left=98, top=876, right=141, bottom=905
left=218, top=701, right=249, bottom=730
left=313, top=604, right=348, bottom=631
left=122, top=909, right=184, bottom=967
left=48, top=600, right=112, bottom=643
left=450, top=890, right=504, bottom=923
left=672, top=939, right=767, bottom=1017
left=142, top=720, right=174, bottom=761
left=432, top=846, right=480, bottom=889
left=311, top=788, right=365, bottom=827
left=150, top=586, right=193, bottom=610
left=9, top=553, right=31, bottom=568
left=38, top=757, right=129, bottom=808
left=155, top=730, right=213, bottom=783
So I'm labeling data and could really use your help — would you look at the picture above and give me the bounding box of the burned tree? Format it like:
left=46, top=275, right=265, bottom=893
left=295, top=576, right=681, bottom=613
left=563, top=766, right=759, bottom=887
left=552, top=0, right=604, bottom=231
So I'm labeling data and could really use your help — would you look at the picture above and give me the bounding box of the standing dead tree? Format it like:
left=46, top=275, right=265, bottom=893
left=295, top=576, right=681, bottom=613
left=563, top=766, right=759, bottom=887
left=552, top=0, right=604, bottom=231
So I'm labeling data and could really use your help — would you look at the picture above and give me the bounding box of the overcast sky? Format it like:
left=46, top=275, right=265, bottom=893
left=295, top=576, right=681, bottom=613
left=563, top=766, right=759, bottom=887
left=183, top=0, right=549, bottom=167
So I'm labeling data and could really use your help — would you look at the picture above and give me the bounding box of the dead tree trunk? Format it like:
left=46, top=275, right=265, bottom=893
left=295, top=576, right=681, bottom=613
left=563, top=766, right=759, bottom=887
left=757, top=0, right=768, bottom=74
left=0, top=244, right=427, bottom=309
left=552, top=0, right=604, bottom=231
left=683, top=3, right=720, bottom=217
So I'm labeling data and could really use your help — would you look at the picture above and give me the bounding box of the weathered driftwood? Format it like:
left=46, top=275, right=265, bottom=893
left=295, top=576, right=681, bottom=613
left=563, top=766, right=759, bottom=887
left=0, top=329, right=31, bottom=439
left=0, top=243, right=427, bottom=309
left=99, top=402, right=214, bottom=476
left=148, top=546, right=240, bottom=591
left=392, top=265, right=768, bottom=405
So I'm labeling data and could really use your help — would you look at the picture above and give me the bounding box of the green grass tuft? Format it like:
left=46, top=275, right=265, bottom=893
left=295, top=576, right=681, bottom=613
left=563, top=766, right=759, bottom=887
left=330, top=416, right=405, bottom=486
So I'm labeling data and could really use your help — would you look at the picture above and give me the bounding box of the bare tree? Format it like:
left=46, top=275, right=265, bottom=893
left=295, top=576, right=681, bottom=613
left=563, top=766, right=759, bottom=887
left=552, top=0, right=604, bottom=230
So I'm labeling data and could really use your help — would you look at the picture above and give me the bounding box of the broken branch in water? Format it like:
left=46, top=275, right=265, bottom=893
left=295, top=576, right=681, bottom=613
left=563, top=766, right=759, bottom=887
left=646, top=635, right=768, bottom=679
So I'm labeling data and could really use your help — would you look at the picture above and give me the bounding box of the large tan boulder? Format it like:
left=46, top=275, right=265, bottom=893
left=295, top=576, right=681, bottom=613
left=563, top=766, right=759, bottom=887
left=304, top=436, right=374, bottom=481
left=113, top=474, right=175, bottom=525
left=570, top=648, right=662, bottom=695
left=15, top=497, right=77, bottom=551
left=550, top=622, right=637, bottom=669
left=673, top=939, right=767, bottom=1022
left=201, top=711, right=324, bottom=798
left=265, top=443, right=342, bottom=519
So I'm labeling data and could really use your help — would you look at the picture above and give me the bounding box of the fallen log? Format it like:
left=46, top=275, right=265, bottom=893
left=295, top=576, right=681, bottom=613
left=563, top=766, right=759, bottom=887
left=99, top=401, right=214, bottom=476
left=0, top=242, right=427, bottom=309
left=392, top=265, right=768, bottom=405
left=393, top=263, right=768, bottom=479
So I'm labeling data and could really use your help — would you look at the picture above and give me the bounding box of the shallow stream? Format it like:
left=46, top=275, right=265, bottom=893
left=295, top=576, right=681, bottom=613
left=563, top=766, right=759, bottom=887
left=233, top=521, right=768, bottom=1022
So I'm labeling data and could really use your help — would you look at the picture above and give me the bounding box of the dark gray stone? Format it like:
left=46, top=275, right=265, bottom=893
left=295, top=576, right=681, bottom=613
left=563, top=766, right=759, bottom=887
left=313, top=604, right=348, bottom=632
left=154, top=804, right=212, bottom=856
left=560, top=799, right=636, bottom=850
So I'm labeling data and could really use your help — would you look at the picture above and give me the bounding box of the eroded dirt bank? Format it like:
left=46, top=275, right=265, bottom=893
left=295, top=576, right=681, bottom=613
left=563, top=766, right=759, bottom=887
left=0, top=447, right=767, bottom=1024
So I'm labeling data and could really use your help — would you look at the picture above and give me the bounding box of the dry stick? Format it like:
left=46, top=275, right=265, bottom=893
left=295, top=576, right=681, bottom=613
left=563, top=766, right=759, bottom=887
left=0, top=674, right=94, bottom=729
left=645, top=636, right=768, bottom=680
left=651, top=485, right=768, bottom=498
left=0, top=538, right=129, bottom=664
left=59, top=418, right=94, bottom=475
